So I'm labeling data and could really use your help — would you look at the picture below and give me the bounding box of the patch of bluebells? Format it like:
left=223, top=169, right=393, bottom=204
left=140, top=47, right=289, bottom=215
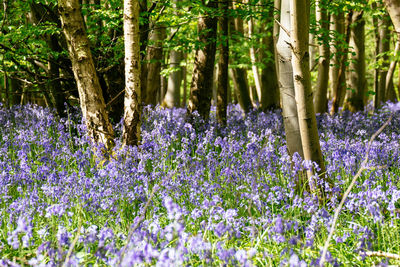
left=0, top=103, right=400, bottom=265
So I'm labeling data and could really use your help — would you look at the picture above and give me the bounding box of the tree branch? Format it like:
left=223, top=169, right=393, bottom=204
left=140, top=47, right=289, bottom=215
left=320, top=115, right=393, bottom=266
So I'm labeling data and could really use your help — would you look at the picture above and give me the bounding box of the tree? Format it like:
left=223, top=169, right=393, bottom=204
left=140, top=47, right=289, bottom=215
left=164, top=0, right=184, bottom=108
left=331, top=10, right=352, bottom=114
left=229, top=1, right=252, bottom=113
left=187, top=0, right=218, bottom=120
left=217, top=0, right=229, bottom=125
left=260, top=0, right=280, bottom=110
left=276, top=0, right=304, bottom=158
left=346, top=10, right=366, bottom=112
left=383, top=0, right=400, bottom=103
left=372, top=3, right=391, bottom=108
left=144, top=26, right=165, bottom=105
left=246, top=1, right=262, bottom=103
left=291, top=0, right=326, bottom=185
left=122, top=0, right=141, bottom=146
left=313, top=0, right=330, bottom=114
left=58, top=0, right=114, bottom=149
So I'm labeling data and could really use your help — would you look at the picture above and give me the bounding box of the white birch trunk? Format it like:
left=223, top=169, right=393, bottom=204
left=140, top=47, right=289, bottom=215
left=276, top=0, right=304, bottom=158
left=122, top=0, right=141, bottom=146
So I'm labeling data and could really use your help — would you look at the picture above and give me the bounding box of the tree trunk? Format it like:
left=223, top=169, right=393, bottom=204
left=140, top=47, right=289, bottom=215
left=163, top=0, right=183, bottom=108
left=30, top=2, right=67, bottom=115
left=330, top=11, right=352, bottom=114
left=329, top=11, right=344, bottom=112
left=230, top=68, right=252, bottom=113
left=144, top=25, right=165, bottom=105
left=247, top=4, right=262, bottom=103
left=260, top=0, right=280, bottom=110
left=346, top=10, right=366, bottom=112
left=187, top=1, right=218, bottom=120
left=139, top=0, right=149, bottom=105
left=291, top=0, right=326, bottom=186
left=217, top=0, right=229, bottom=125
left=383, top=0, right=400, bottom=102
left=313, top=0, right=330, bottom=114
left=122, top=0, right=141, bottom=146
left=59, top=0, right=114, bottom=149
left=230, top=1, right=252, bottom=112
left=164, top=50, right=183, bottom=107
left=385, top=40, right=400, bottom=102
left=372, top=3, right=391, bottom=108
left=182, top=53, right=187, bottom=107
left=276, top=0, right=303, bottom=158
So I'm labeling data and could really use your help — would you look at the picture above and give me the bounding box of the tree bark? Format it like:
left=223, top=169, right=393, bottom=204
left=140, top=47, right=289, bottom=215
left=230, top=1, right=252, bottom=112
left=330, top=11, right=352, bottom=114
left=247, top=4, right=262, bottom=103
left=276, top=0, right=303, bottom=158
left=372, top=4, right=391, bottom=108
left=217, top=0, right=229, bottom=125
left=122, top=0, right=141, bottom=146
left=144, top=25, right=165, bottom=105
left=346, top=10, right=366, bottom=112
left=291, top=0, right=326, bottom=185
left=385, top=40, right=400, bottom=102
left=313, top=0, right=330, bottom=114
left=59, top=0, right=114, bottom=148
left=163, top=0, right=183, bottom=108
left=329, top=11, right=344, bottom=112
left=187, top=1, right=218, bottom=120
left=164, top=49, right=183, bottom=107
left=383, top=0, right=400, bottom=102
left=260, top=0, right=280, bottom=110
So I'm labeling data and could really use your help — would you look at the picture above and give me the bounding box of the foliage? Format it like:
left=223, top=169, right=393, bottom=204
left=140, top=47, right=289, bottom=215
left=0, top=104, right=400, bottom=265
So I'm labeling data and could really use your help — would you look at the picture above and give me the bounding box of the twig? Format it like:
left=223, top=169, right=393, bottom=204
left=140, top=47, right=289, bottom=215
left=106, top=89, right=125, bottom=108
left=117, top=174, right=171, bottom=266
left=274, top=19, right=318, bottom=47
left=319, top=115, right=393, bottom=267
left=361, top=250, right=400, bottom=261
left=62, top=214, right=82, bottom=267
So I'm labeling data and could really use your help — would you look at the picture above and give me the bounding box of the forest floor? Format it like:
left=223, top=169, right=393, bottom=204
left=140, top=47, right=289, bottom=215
left=0, top=103, right=400, bottom=266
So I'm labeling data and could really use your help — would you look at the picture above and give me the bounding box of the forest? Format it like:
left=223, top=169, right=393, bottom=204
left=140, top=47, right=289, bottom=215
left=1, top=0, right=400, bottom=266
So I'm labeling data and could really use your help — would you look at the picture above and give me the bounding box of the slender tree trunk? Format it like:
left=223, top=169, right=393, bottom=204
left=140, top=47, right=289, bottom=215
left=164, top=49, right=183, bottom=107
left=182, top=53, right=187, bottom=107
left=313, top=0, right=330, bottom=114
left=329, top=11, right=344, bottom=112
left=330, top=11, right=352, bottom=114
left=230, top=68, right=252, bottom=113
left=385, top=40, right=400, bottom=101
left=346, top=10, right=366, bottom=112
left=144, top=25, right=165, bottom=105
left=247, top=5, right=262, bottom=103
left=163, top=0, right=183, bottom=108
left=2, top=67, right=8, bottom=106
left=260, top=0, right=280, bottom=110
left=139, top=0, right=149, bottom=104
left=59, top=0, right=114, bottom=148
left=276, top=0, right=303, bottom=158
left=187, top=1, right=218, bottom=120
left=217, top=0, right=229, bottom=124
left=383, top=0, right=400, bottom=102
left=372, top=3, right=391, bottom=108
left=291, top=0, right=326, bottom=186
left=122, top=0, right=141, bottom=146
left=230, top=1, right=252, bottom=112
